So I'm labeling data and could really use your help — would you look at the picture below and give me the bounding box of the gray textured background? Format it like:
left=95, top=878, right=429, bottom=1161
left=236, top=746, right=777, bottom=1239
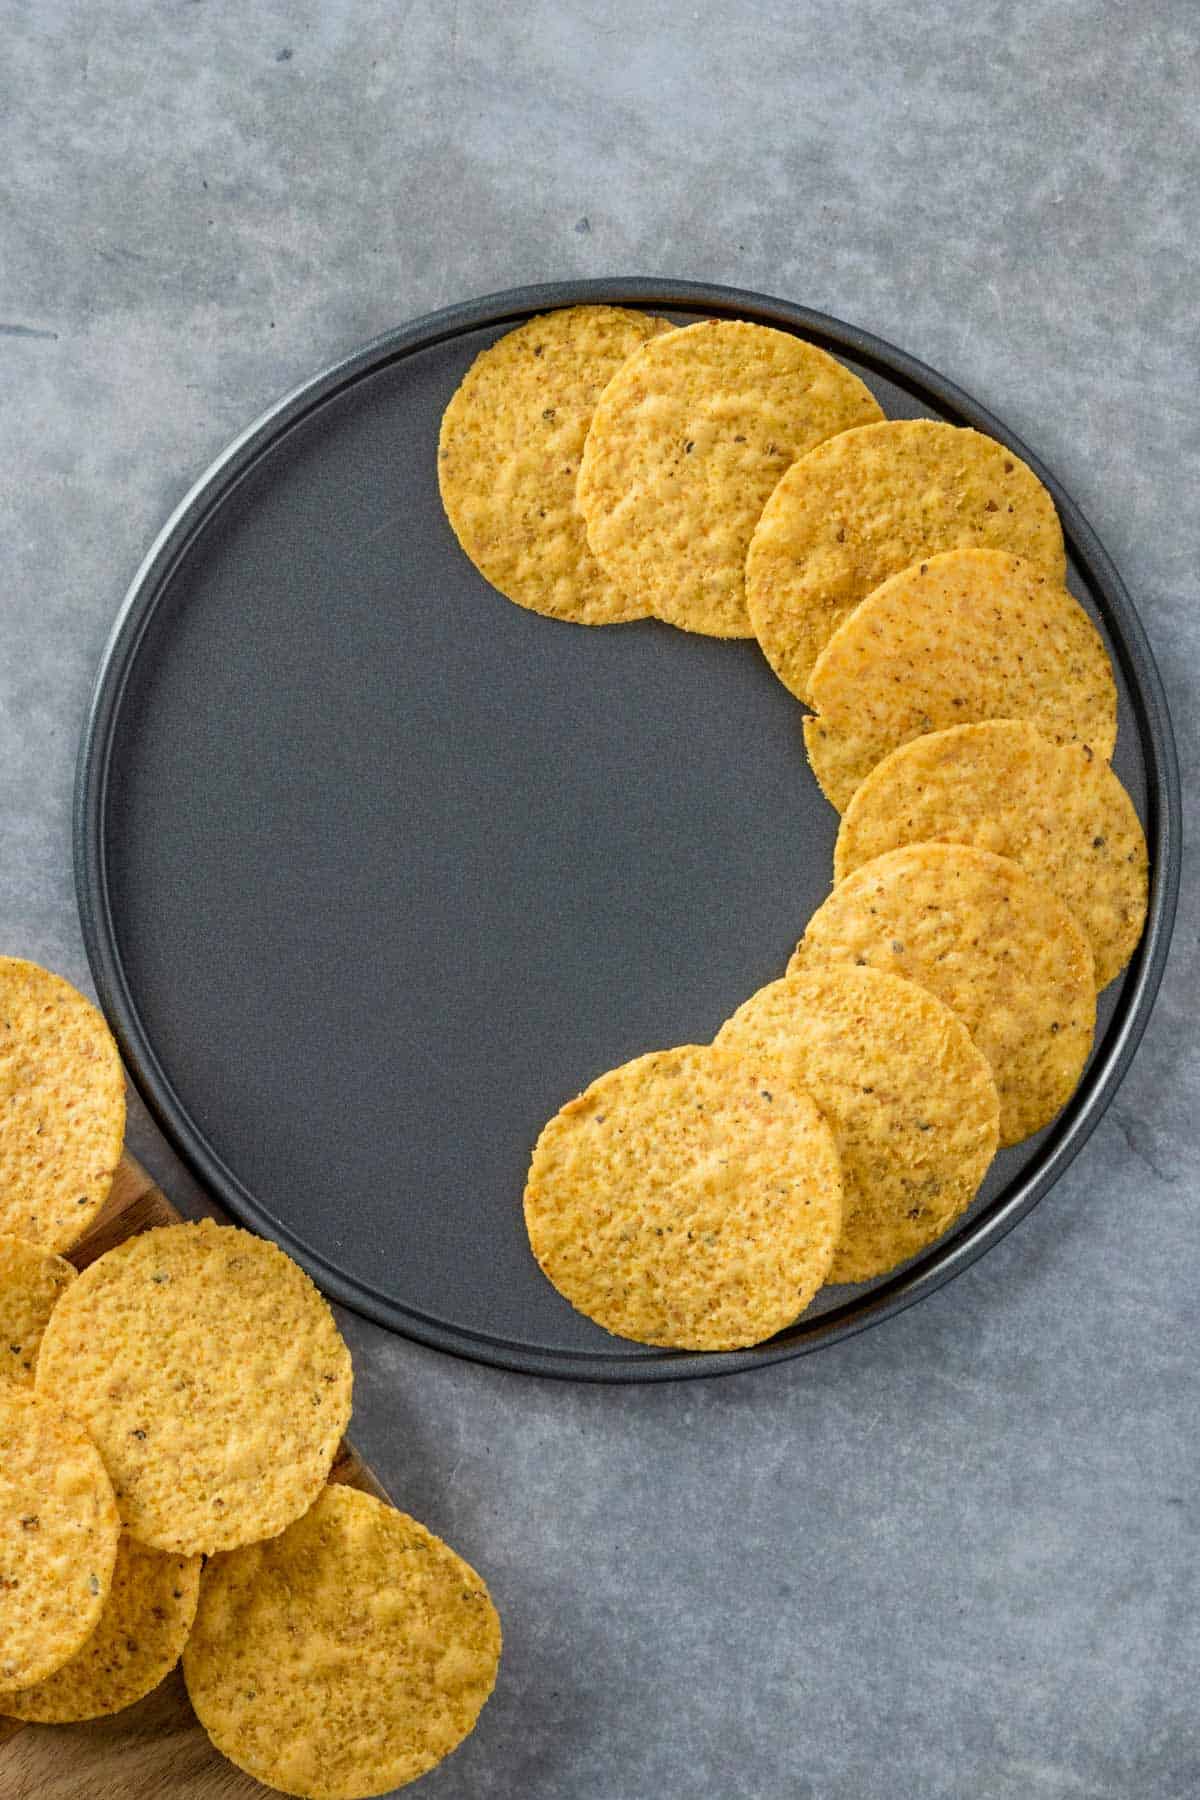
left=2, top=3, right=1197, bottom=1796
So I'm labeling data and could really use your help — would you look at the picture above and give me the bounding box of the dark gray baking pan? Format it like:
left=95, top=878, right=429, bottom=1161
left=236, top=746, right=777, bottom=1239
left=74, top=278, right=1181, bottom=1381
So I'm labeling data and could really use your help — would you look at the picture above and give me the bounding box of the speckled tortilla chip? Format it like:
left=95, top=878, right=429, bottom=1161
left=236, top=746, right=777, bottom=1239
left=0, top=1534, right=200, bottom=1721
left=35, top=1220, right=352, bottom=1555
left=523, top=1043, right=843, bottom=1349
left=746, top=420, right=1067, bottom=700
left=576, top=320, right=883, bottom=638
left=834, top=721, right=1148, bottom=988
left=0, top=957, right=125, bottom=1251
left=438, top=305, right=673, bottom=624
left=0, top=1392, right=120, bottom=1689
left=791, top=843, right=1096, bottom=1146
left=802, top=549, right=1117, bottom=809
left=184, top=1485, right=501, bottom=1800
left=715, top=967, right=998, bottom=1282
left=0, top=1234, right=75, bottom=1389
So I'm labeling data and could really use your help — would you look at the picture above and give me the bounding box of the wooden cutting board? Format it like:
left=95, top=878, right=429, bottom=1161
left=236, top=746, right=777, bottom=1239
left=0, top=1152, right=389, bottom=1799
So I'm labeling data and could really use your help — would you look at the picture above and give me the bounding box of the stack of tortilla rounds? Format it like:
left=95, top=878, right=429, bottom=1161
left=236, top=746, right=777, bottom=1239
left=0, top=958, right=501, bottom=1799
left=439, top=307, right=1148, bottom=1351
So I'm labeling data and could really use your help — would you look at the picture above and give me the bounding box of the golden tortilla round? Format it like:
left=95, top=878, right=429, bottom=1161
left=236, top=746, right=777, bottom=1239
left=791, top=844, right=1096, bottom=1147
left=745, top=420, right=1067, bottom=700
left=576, top=319, right=883, bottom=638
left=802, top=548, right=1118, bottom=809
left=183, top=1485, right=501, bottom=1800
left=0, top=957, right=125, bottom=1251
left=0, top=1392, right=120, bottom=1689
left=438, top=305, right=673, bottom=624
left=715, top=967, right=999, bottom=1283
left=0, top=1234, right=75, bottom=1389
left=1, top=1533, right=200, bottom=1721
left=523, top=1043, right=844, bottom=1349
left=834, top=721, right=1148, bottom=988
left=35, top=1220, right=352, bottom=1555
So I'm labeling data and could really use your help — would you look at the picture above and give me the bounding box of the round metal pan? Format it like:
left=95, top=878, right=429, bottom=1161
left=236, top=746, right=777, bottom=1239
left=75, top=278, right=1181, bottom=1380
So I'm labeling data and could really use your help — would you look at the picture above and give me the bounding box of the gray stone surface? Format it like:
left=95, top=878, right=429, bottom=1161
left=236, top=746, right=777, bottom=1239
left=1, top=2, right=1196, bottom=1794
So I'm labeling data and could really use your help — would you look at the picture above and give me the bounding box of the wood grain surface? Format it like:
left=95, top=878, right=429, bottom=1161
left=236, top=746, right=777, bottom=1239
left=0, top=1152, right=387, bottom=1798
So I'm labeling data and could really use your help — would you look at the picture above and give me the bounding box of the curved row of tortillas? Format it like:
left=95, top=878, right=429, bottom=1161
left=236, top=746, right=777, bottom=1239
left=440, top=306, right=1149, bottom=1351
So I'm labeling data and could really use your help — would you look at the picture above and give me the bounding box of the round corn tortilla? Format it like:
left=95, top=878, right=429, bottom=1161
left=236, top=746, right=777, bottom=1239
left=745, top=420, right=1067, bottom=700
left=0, top=1533, right=200, bottom=1722
left=438, top=305, right=673, bottom=624
left=0, top=1234, right=75, bottom=1389
left=35, top=1220, right=352, bottom=1555
left=791, top=844, right=1096, bottom=1147
left=834, top=721, right=1148, bottom=988
left=576, top=319, right=883, bottom=638
left=715, top=967, right=999, bottom=1282
left=802, top=548, right=1117, bottom=809
left=0, top=957, right=125, bottom=1252
left=0, top=1391, right=120, bottom=1689
left=523, top=1043, right=844, bottom=1350
left=184, top=1485, right=501, bottom=1800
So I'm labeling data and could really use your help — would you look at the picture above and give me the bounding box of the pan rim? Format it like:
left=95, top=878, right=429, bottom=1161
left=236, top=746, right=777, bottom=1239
left=74, top=276, right=1182, bottom=1382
